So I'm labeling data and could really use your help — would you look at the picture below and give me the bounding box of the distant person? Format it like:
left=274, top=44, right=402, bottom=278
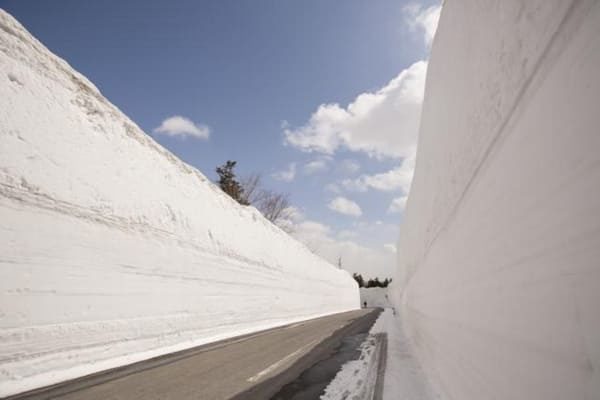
left=363, top=301, right=367, bottom=308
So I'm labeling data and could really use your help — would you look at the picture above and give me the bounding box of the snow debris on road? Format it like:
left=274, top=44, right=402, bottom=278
left=322, top=308, right=440, bottom=400
left=320, top=334, right=382, bottom=400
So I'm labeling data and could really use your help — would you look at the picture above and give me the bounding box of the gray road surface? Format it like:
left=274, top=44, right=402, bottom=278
left=8, top=309, right=379, bottom=400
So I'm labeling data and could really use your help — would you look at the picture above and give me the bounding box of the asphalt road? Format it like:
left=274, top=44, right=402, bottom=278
left=8, top=309, right=380, bottom=400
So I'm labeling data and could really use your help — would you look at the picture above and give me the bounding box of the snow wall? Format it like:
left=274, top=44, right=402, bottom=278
left=0, top=10, right=358, bottom=396
left=359, top=288, right=391, bottom=309
left=393, top=1, right=600, bottom=399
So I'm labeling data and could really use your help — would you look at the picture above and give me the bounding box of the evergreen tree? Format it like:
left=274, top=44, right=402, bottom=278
left=352, top=273, right=365, bottom=288
left=216, top=161, right=248, bottom=205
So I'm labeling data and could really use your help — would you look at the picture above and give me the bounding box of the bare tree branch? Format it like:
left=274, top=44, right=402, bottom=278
left=240, top=174, right=294, bottom=232
left=257, top=190, right=291, bottom=225
left=240, top=173, right=262, bottom=205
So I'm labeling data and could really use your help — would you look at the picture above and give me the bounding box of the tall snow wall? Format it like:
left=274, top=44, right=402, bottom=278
left=359, top=288, right=391, bottom=309
left=394, top=1, right=600, bottom=399
left=0, top=10, right=358, bottom=396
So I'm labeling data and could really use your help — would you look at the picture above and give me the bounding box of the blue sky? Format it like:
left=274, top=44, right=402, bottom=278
left=2, top=0, right=441, bottom=277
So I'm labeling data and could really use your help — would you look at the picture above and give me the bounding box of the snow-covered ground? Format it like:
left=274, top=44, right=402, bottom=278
left=394, top=1, right=600, bottom=399
left=360, top=288, right=392, bottom=308
left=0, top=9, right=358, bottom=397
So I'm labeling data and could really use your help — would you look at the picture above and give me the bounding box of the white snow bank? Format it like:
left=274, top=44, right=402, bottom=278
left=370, top=309, right=439, bottom=400
left=359, top=288, right=391, bottom=308
left=320, top=334, right=382, bottom=400
left=394, top=1, right=600, bottom=399
left=0, top=10, right=358, bottom=396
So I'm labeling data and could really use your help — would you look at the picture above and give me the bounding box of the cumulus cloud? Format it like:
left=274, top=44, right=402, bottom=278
left=341, top=152, right=415, bottom=193
left=328, top=196, right=362, bottom=217
left=277, top=4, right=441, bottom=275
left=284, top=61, right=427, bottom=160
left=337, top=229, right=359, bottom=240
left=388, top=196, right=408, bottom=214
left=324, top=183, right=341, bottom=194
left=279, top=211, right=399, bottom=277
left=303, top=157, right=331, bottom=175
left=404, top=3, right=442, bottom=47
left=271, top=163, right=296, bottom=182
left=296, top=220, right=332, bottom=237
left=338, top=159, right=361, bottom=174
left=383, top=243, right=397, bottom=253
left=291, top=219, right=395, bottom=277
left=153, top=115, right=210, bottom=139
left=283, top=205, right=304, bottom=221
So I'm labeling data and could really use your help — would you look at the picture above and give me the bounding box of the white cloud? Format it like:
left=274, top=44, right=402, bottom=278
left=341, top=152, right=415, bottom=193
left=324, top=183, right=341, bottom=194
left=283, top=206, right=304, bottom=222
left=388, top=196, right=408, bottom=214
left=283, top=3, right=440, bottom=159
left=153, top=115, right=210, bottom=139
left=284, top=60, right=427, bottom=160
left=338, top=159, right=361, bottom=174
left=383, top=243, right=397, bottom=253
left=290, top=219, right=395, bottom=277
left=271, top=163, right=296, bottom=182
left=277, top=5, right=440, bottom=279
left=337, top=229, right=358, bottom=240
left=328, top=196, right=362, bottom=217
left=303, top=157, right=330, bottom=175
left=275, top=205, right=304, bottom=232
left=296, top=220, right=332, bottom=237
left=404, top=3, right=442, bottom=47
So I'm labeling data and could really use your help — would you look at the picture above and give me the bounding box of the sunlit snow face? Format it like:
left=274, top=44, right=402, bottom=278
left=2, top=0, right=441, bottom=279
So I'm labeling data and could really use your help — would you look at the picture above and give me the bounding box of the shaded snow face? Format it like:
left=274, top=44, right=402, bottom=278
left=394, top=1, right=600, bottom=399
left=0, top=9, right=358, bottom=396
left=359, top=288, right=391, bottom=308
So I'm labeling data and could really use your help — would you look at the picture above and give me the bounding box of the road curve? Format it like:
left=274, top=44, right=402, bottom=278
left=7, top=309, right=379, bottom=400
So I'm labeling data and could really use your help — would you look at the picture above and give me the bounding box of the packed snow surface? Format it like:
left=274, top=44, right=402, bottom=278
left=394, top=1, right=600, bottom=399
left=0, top=10, right=358, bottom=396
